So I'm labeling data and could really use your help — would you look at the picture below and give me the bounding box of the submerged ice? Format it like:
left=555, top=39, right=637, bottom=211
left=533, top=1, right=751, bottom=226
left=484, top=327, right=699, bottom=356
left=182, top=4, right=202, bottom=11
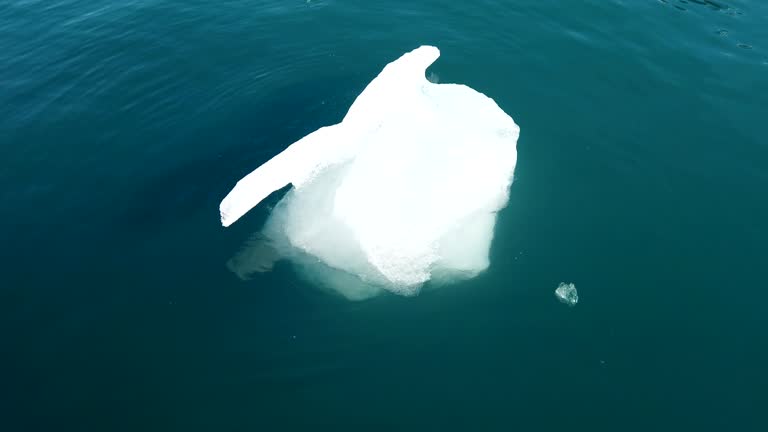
left=220, top=46, right=519, bottom=299
left=555, top=283, right=578, bottom=306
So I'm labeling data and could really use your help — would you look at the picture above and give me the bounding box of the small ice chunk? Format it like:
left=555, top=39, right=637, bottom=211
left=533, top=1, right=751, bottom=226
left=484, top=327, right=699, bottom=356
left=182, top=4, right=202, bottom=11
left=555, top=282, right=578, bottom=306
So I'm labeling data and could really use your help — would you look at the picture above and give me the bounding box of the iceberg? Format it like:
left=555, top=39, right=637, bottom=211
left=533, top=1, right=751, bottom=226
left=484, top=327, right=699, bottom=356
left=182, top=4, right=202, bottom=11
left=220, top=46, right=519, bottom=299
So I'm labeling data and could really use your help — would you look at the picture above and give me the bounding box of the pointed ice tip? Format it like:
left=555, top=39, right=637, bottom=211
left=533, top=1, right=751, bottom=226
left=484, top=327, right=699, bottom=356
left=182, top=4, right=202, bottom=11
left=220, top=202, right=238, bottom=227
left=220, top=211, right=232, bottom=227
left=383, top=46, right=440, bottom=83
left=416, top=45, right=439, bottom=55
left=412, top=45, right=440, bottom=66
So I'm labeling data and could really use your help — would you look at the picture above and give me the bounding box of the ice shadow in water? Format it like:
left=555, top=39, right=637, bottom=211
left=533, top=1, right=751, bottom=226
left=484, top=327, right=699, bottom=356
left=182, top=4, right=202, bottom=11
left=226, top=232, right=280, bottom=280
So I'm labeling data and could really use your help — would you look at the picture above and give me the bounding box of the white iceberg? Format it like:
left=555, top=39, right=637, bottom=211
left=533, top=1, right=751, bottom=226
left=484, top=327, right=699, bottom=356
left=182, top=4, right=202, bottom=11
left=220, top=46, right=519, bottom=299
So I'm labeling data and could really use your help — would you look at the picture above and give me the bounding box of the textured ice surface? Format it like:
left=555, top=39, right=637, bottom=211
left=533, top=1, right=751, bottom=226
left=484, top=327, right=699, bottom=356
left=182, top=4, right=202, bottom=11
left=555, top=282, right=578, bottom=306
left=220, top=46, right=519, bottom=298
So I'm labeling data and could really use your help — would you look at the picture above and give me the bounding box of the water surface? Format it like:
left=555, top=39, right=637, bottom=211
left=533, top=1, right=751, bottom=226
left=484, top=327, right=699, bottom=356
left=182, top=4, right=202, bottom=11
left=2, top=1, right=767, bottom=430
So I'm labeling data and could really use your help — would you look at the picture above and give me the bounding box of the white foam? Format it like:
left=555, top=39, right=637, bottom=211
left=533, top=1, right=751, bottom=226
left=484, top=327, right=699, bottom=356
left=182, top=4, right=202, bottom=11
left=220, top=46, right=519, bottom=298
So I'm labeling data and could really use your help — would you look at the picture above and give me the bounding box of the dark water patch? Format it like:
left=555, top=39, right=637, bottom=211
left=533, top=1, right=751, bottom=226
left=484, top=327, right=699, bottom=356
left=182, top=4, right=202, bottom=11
left=113, top=74, right=364, bottom=235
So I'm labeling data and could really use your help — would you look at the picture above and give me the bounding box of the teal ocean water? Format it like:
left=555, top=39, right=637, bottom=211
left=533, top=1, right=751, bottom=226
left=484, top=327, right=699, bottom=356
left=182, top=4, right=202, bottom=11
left=2, top=1, right=767, bottom=430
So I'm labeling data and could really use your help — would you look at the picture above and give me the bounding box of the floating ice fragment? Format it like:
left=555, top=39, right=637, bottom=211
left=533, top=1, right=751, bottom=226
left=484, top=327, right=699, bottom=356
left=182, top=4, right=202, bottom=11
left=555, top=282, right=578, bottom=306
left=220, top=46, right=519, bottom=299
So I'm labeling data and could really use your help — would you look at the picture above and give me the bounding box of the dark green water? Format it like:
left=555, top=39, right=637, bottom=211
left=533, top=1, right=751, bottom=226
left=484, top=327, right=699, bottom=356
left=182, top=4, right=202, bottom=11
left=2, top=1, right=767, bottom=430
